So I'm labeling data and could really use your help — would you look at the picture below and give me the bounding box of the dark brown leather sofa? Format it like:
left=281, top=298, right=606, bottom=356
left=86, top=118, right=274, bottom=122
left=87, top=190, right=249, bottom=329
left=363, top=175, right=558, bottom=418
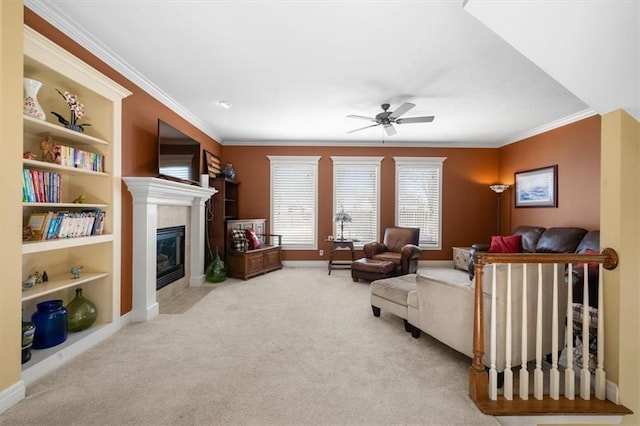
left=469, top=226, right=600, bottom=307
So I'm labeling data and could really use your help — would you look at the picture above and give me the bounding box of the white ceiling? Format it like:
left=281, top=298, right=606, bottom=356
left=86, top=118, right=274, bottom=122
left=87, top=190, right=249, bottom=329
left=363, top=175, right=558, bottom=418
left=25, top=1, right=638, bottom=147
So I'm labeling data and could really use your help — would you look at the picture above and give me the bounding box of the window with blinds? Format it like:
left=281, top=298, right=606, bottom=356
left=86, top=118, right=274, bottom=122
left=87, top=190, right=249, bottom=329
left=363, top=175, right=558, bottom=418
left=331, top=157, right=382, bottom=245
left=268, top=156, right=320, bottom=249
left=394, top=157, right=446, bottom=249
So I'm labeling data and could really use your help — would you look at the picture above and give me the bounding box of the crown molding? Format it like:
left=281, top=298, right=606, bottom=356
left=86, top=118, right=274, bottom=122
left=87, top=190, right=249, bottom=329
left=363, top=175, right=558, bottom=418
left=24, top=0, right=224, bottom=144
left=222, top=139, right=496, bottom=148
left=501, top=108, right=598, bottom=147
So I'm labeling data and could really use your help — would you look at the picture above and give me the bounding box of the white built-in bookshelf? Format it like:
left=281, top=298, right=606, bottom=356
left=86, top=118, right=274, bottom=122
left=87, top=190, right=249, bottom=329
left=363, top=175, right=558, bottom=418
left=20, top=25, right=131, bottom=385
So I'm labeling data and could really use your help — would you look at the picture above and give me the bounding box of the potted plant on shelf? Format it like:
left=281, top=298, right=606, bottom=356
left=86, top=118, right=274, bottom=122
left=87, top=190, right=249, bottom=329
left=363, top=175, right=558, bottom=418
left=51, top=89, right=91, bottom=133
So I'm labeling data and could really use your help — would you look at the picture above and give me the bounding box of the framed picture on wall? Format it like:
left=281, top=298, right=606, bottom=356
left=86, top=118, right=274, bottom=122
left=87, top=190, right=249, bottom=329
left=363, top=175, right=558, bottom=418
left=204, top=150, right=222, bottom=178
left=514, top=165, right=558, bottom=208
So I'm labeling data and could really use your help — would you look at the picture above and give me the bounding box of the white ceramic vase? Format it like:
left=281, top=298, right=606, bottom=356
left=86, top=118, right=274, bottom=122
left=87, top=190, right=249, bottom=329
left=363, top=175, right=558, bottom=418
left=23, top=78, right=46, bottom=121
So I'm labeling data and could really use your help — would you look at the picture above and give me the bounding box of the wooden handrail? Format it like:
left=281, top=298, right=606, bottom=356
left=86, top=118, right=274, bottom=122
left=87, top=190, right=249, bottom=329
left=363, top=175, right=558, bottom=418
left=473, top=248, right=618, bottom=270
left=469, top=248, right=619, bottom=405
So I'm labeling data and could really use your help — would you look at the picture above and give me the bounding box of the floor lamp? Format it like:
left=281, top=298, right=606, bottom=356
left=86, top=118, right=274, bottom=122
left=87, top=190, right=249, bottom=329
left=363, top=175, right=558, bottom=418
left=490, top=184, right=509, bottom=235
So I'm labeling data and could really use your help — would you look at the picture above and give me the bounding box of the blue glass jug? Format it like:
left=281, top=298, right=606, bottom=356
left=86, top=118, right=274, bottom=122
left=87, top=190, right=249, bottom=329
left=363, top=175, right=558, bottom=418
left=31, top=300, right=67, bottom=349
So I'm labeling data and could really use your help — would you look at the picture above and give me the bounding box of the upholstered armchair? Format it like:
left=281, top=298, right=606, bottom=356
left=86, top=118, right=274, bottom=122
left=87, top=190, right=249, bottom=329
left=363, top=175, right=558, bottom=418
left=363, top=227, right=421, bottom=276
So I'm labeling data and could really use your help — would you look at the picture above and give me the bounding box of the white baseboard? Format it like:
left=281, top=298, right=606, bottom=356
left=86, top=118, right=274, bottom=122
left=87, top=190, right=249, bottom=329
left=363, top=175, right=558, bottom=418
left=282, top=260, right=455, bottom=269
left=282, top=260, right=326, bottom=268
left=418, top=259, right=455, bottom=268
left=0, top=380, right=25, bottom=415
left=607, top=379, right=619, bottom=404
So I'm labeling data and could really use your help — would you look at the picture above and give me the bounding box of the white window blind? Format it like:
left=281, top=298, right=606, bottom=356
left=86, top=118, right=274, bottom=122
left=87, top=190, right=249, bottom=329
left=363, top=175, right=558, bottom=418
left=268, top=156, right=319, bottom=249
left=332, top=157, right=382, bottom=245
left=394, top=157, right=446, bottom=249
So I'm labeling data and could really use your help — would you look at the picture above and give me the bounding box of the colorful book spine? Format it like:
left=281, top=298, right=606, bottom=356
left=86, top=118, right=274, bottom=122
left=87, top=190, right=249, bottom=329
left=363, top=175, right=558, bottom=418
left=54, top=144, right=104, bottom=172
left=22, top=169, right=62, bottom=203
left=22, top=169, right=34, bottom=202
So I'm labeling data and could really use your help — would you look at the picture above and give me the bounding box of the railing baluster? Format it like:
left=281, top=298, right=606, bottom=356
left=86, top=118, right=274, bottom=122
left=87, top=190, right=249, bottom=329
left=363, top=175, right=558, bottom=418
left=595, top=263, right=606, bottom=400
left=565, top=263, right=575, bottom=400
left=534, top=263, right=543, bottom=400
left=519, top=263, right=529, bottom=400
left=504, top=263, right=513, bottom=400
left=489, top=263, right=498, bottom=400
left=550, top=263, right=560, bottom=399
left=580, top=263, right=591, bottom=400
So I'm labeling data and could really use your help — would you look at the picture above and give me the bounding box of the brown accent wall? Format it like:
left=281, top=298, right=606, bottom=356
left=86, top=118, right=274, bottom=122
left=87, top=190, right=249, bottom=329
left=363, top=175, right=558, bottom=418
left=498, top=116, right=601, bottom=232
left=25, top=9, right=222, bottom=315
left=221, top=146, right=499, bottom=261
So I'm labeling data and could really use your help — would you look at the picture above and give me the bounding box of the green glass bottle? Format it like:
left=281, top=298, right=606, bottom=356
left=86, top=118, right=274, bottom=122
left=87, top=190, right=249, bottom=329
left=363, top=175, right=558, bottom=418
left=206, top=247, right=227, bottom=283
left=21, top=315, right=35, bottom=364
left=66, top=288, right=97, bottom=332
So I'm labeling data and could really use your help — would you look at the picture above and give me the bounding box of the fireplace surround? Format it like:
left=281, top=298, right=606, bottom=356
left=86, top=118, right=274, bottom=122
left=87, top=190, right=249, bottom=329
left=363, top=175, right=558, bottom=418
left=124, top=177, right=217, bottom=321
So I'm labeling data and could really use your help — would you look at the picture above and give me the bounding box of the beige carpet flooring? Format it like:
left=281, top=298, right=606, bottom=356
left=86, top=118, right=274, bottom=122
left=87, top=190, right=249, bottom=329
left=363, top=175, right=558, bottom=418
left=2, top=267, right=497, bottom=425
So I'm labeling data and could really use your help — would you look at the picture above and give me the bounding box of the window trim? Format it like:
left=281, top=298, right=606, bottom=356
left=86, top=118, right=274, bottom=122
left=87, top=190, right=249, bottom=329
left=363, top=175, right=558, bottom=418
left=394, top=156, right=446, bottom=250
left=268, top=155, right=320, bottom=250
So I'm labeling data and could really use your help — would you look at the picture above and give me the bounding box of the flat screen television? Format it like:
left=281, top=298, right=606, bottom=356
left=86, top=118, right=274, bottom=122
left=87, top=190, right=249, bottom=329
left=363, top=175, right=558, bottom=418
left=157, top=119, right=201, bottom=186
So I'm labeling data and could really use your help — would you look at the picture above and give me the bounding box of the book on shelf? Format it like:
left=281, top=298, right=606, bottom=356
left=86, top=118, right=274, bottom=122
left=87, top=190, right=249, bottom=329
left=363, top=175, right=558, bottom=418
left=22, top=169, right=34, bottom=202
left=56, top=144, right=105, bottom=172
left=22, top=169, right=61, bottom=203
left=24, top=209, right=106, bottom=241
left=46, top=212, right=59, bottom=240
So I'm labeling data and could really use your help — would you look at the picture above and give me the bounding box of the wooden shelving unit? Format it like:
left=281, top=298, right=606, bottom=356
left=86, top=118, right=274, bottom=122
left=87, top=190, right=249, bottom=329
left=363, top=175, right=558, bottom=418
left=206, top=176, right=239, bottom=264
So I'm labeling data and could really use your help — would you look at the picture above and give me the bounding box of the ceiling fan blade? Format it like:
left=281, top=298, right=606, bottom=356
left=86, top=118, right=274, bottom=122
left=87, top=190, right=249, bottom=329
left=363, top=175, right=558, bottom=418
left=347, top=123, right=380, bottom=134
left=389, top=102, right=415, bottom=119
left=347, top=114, right=376, bottom=122
left=396, top=116, right=435, bottom=124
left=384, top=124, right=397, bottom=136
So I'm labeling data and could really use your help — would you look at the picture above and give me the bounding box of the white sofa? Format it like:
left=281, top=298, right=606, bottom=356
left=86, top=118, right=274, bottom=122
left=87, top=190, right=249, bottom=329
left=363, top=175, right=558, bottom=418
left=406, top=263, right=567, bottom=373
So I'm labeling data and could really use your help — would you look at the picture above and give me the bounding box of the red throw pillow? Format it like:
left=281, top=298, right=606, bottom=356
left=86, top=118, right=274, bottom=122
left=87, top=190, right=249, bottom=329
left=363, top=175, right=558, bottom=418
left=245, top=228, right=262, bottom=250
left=488, top=235, right=521, bottom=253
left=577, top=248, right=599, bottom=270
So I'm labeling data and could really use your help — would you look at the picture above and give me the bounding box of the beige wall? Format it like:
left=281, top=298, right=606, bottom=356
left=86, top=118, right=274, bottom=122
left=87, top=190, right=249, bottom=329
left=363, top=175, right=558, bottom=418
left=0, top=0, right=25, bottom=396
left=601, top=109, right=640, bottom=424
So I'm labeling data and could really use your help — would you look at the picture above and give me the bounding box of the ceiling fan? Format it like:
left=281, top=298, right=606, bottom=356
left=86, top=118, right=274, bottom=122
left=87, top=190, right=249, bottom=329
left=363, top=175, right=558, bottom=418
left=347, top=102, right=434, bottom=136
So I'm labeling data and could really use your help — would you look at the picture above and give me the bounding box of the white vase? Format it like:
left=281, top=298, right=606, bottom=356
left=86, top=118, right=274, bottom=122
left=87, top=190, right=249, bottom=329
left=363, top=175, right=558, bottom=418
left=23, top=78, right=46, bottom=121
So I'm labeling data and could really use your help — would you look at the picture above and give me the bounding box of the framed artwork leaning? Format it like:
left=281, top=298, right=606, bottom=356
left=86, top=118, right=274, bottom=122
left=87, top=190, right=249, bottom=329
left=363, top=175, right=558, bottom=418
left=514, top=165, right=558, bottom=208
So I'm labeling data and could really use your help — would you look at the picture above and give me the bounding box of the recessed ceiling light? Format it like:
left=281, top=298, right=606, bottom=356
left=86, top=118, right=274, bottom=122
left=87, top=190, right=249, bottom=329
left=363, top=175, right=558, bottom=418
left=218, top=100, right=232, bottom=109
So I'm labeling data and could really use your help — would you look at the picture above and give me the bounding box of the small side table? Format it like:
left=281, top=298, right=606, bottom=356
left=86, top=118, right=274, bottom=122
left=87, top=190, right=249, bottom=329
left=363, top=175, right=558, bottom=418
left=327, top=239, right=356, bottom=275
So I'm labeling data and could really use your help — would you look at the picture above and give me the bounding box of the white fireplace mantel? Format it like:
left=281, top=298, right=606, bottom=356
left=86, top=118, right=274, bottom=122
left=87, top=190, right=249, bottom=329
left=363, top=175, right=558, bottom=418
left=124, top=177, right=217, bottom=322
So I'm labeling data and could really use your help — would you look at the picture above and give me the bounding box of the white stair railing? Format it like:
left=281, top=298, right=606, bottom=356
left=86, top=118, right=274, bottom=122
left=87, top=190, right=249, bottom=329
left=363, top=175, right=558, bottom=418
left=475, top=250, right=617, bottom=404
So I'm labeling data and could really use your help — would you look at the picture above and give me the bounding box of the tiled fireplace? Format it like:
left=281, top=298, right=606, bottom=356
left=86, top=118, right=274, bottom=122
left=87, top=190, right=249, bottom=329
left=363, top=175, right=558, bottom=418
left=124, top=177, right=217, bottom=322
